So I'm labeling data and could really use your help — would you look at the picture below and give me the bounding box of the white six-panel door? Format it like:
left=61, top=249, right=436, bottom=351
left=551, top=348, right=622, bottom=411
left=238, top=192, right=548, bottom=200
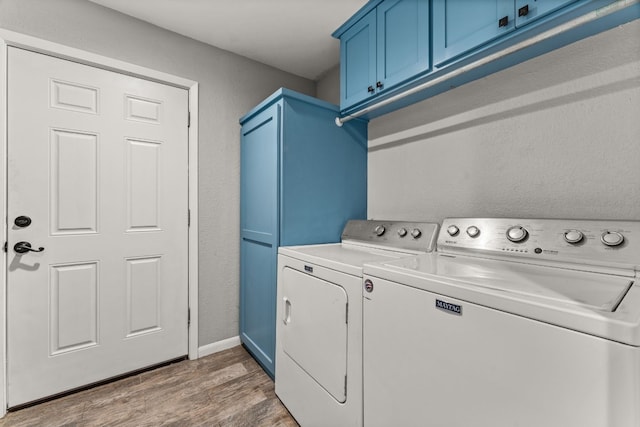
left=6, top=47, right=189, bottom=407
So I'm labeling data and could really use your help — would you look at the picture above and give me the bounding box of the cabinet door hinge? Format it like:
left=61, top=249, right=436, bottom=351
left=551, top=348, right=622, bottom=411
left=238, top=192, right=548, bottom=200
left=188, top=209, right=191, bottom=227
left=188, top=307, right=191, bottom=326
left=344, top=375, right=348, bottom=397
left=188, top=111, right=191, bottom=128
left=3, top=241, right=7, bottom=253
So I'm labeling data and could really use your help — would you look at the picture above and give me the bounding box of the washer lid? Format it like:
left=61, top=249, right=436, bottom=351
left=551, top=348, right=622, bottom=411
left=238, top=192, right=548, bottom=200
left=381, top=254, right=632, bottom=312
left=365, top=254, right=640, bottom=345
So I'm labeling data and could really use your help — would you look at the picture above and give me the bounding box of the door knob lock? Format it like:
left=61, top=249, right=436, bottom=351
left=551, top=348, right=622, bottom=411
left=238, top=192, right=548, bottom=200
left=14, top=241, right=45, bottom=254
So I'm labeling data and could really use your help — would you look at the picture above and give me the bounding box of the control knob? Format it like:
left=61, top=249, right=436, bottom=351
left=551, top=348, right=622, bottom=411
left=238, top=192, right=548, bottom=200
left=397, top=228, right=408, bottom=237
left=447, top=225, right=460, bottom=236
left=564, top=230, right=584, bottom=244
left=466, top=226, right=480, bottom=238
left=411, top=228, right=422, bottom=239
left=374, top=225, right=386, bottom=236
left=601, top=231, right=624, bottom=247
left=506, top=226, right=528, bottom=243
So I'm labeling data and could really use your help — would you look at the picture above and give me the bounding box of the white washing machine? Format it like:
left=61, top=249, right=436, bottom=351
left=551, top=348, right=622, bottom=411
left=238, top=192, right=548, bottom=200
left=275, top=220, right=439, bottom=427
left=362, top=218, right=640, bottom=427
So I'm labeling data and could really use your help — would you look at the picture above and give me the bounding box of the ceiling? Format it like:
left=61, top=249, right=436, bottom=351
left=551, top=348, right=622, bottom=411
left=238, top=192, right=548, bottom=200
left=88, top=0, right=368, bottom=80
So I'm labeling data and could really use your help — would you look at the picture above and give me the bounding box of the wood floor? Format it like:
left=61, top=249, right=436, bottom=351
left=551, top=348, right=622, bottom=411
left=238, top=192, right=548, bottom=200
left=0, top=346, right=299, bottom=427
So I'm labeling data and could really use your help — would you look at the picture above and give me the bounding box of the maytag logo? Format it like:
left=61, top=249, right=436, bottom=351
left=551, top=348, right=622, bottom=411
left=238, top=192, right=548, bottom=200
left=435, top=299, right=462, bottom=315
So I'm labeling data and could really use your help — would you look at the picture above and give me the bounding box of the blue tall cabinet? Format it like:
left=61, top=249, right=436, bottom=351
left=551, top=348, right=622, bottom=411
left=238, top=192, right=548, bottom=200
left=239, top=88, right=367, bottom=377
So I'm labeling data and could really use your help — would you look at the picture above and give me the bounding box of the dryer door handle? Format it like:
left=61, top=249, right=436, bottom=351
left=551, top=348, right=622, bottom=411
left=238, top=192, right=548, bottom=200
left=283, top=297, right=292, bottom=325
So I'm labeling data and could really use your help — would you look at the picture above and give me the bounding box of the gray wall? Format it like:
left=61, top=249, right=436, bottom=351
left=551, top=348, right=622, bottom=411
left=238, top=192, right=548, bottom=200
left=0, top=0, right=316, bottom=347
left=367, top=20, right=640, bottom=222
left=316, top=64, right=340, bottom=105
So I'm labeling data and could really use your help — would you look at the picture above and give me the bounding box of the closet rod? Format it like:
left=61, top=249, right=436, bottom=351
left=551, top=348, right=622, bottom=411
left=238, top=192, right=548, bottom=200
left=335, top=0, right=638, bottom=127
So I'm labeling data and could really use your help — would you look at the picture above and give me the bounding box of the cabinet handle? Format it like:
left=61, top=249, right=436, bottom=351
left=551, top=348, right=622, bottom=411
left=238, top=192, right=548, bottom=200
left=498, top=16, right=509, bottom=27
left=376, top=81, right=384, bottom=89
left=518, top=5, right=529, bottom=17
left=367, top=85, right=375, bottom=93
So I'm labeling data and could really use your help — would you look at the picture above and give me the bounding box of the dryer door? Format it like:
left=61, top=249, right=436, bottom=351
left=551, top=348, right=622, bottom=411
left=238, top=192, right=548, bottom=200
left=281, top=267, right=348, bottom=402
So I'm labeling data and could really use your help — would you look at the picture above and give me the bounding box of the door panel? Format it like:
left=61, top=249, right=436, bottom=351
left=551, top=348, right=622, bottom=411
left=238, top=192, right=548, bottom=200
left=7, top=47, right=189, bottom=407
left=240, top=111, right=279, bottom=238
left=126, top=256, right=162, bottom=336
left=340, top=10, right=377, bottom=108
left=281, top=268, right=348, bottom=403
left=50, top=262, right=99, bottom=354
left=50, top=129, right=99, bottom=234
left=126, top=138, right=162, bottom=231
left=433, top=0, right=515, bottom=66
left=377, top=0, right=430, bottom=90
left=239, top=105, right=280, bottom=376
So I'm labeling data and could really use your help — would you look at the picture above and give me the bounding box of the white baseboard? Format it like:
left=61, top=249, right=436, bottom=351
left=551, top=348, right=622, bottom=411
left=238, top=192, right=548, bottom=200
left=197, top=336, right=241, bottom=358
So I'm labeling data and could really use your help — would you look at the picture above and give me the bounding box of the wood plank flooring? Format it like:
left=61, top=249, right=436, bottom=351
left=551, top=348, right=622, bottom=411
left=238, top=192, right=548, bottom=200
left=0, top=345, right=299, bottom=427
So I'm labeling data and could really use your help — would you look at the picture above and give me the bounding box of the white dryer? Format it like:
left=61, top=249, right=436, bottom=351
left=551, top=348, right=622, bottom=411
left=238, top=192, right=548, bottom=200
left=362, top=218, right=640, bottom=427
left=275, top=220, right=439, bottom=427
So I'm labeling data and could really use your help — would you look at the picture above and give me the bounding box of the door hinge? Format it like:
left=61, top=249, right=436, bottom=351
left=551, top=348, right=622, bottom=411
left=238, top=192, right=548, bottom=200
left=188, top=209, right=191, bottom=227
left=188, top=111, right=191, bottom=128
left=344, top=375, right=348, bottom=397
left=188, top=307, right=191, bottom=326
left=3, top=241, right=7, bottom=252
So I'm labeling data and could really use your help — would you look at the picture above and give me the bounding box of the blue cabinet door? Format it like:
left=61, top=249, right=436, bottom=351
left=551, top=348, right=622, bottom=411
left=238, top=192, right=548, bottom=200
left=240, top=104, right=280, bottom=377
left=515, top=0, right=578, bottom=27
left=376, top=0, right=430, bottom=92
left=433, top=0, right=515, bottom=66
left=339, top=0, right=431, bottom=110
left=340, top=10, right=377, bottom=108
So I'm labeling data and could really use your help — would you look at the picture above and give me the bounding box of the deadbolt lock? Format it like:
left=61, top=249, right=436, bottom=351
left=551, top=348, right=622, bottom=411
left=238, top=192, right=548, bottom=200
left=14, top=216, right=32, bottom=228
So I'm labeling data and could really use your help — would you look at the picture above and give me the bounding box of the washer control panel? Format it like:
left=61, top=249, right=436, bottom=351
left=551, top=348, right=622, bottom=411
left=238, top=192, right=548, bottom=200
left=438, top=218, right=640, bottom=270
left=342, top=220, right=440, bottom=252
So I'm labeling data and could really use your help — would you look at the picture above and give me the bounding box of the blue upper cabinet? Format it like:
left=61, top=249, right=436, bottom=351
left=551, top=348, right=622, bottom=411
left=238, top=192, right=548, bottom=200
left=334, top=0, right=638, bottom=118
left=377, top=0, right=431, bottom=91
left=335, top=0, right=430, bottom=111
left=515, top=0, right=579, bottom=27
left=341, top=10, right=377, bottom=108
left=433, top=0, right=515, bottom=66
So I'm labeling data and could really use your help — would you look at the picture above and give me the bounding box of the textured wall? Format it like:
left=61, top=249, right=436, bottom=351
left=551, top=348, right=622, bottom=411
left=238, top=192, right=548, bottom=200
left=0, top=0, right=316, bottom=346
left=368, top=20, right=640, bottom=222
left=316, top=64, right=340, bottom=105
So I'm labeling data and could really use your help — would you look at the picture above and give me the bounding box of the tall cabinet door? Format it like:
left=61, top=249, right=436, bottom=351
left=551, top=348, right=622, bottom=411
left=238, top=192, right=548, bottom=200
left=433, top=0, right=515, bottom=66
left=340, top=10, right=377, bottom=109
left=240, top=104, right=280, bottom=376
left=376, top=0, right=430, bottom=91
